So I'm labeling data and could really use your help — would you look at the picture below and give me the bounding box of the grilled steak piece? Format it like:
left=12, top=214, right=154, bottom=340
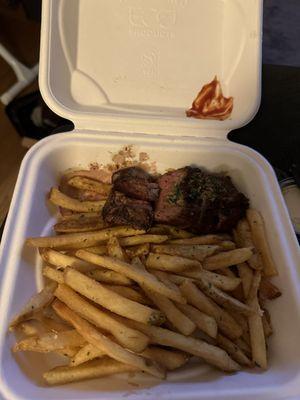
left=102, top=191, right=154, bottom=230
left=112, top=167, right=159, bottom=202
left=155, top=167, right=248, bottom=233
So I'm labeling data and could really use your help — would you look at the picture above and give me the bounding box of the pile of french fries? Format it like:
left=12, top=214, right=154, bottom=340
left=9, top=172, right=281, bottom=386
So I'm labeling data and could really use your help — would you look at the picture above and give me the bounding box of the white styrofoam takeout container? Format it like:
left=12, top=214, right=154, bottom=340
left=0, top=1, right=300, bottom=399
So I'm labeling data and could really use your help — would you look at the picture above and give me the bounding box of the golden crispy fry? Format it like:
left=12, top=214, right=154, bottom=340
left=180, top=280, right=242, bottom=339
left=44, top=357, right=138, bottom=385
left=75, top=251, right=186, bottom=304
left=194, top=276, right=254, bottom=316
left=67, top=176, right=111, bottom=195
left=40, top=249, right=96, bottom=273
left=203, top=248, right=253, bottom=271
left=177, top=269, right=241, bottom=291
left=43, top=266, right=63, bottom=284
left=55, top=284, right=149, bottom=352
left=9, top=281, right=57, bottom=329
left=70, top=343, right=104, bottom=366
left=150, top=270, right=181, bottom=293
left=237, top=263, right=253, bottom=298
left=259, top=278, right=281, bottom=300
left=57, top=212, right=101, bottom=222
left=83, top=245, right=107, bottom=255
left=26, top=227, right=145, bottom=249
left=146, top=253, right=202, bottom=273
left=119, top=319, right=240, bottom=372
left=18, top=320, right=50, bottom=336
left=104, top=285, right=151, bottom=305
left=141, top=347, right=189, bottom=370
left=13, top=329, right=85, bottom=353
left=125, top=243, right=150, bottom=258
left=86, top=269, right=133, bottom=286
left=246, top=209, right=278, bottom=277
left=247, top=271, right=267, bottom=369
left=216, top=334, right=252, bottom=367
left=168, top=234, right=230, bottom=245
left=54, top=217, right=105, bottom=233
left=49, top=187, right=106, bottom=212
left=52, top=300, right=165, bottom=379
left=177, top=303, right=217, bottom=338
left=149, top=225, right=193, bottom=239
left=152, top=244, right=219, bottom=261
left=107, top=236, right=126, bottom=260
left=64, top=268, right=164, bottom=325
left=235, top=219, right=263, bottom=270
left=119, top=235, right=168, bottom=247
left=143, top=288, right=196, bottom=336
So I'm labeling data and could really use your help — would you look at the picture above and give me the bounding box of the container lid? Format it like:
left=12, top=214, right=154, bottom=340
left=39, top=0, right=262, bottom=137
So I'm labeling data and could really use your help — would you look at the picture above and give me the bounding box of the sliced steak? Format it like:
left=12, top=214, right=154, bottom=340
left=102, top=191, right=154, bottom=230
left=155, top=167, right=248, bottom=233
left=112, top=167, right=159, bottom=202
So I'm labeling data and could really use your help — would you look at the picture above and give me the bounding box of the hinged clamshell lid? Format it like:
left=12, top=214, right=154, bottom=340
left=39, top=0, right=262, bottom=137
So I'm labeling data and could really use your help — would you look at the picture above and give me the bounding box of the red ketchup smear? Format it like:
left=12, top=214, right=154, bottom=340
left=186, top=76, right=233, bottom=120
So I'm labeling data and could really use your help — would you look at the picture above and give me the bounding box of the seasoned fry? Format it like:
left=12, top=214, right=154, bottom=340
left=64, top=268, right=164, bottom=325
left=194, top=276, right=254, bottom=316
left=75, top=251, right=186, bottom=304
left=216, top=334, right=252, bottom=367
left=125, top=243, right=150, bottom=258
left=151, top=270, right=181, bottom=293
left=40, top=248, right=96, bottom=273
left=118, top=319, right=240, bottom=372
left=9, top=281, right=57, bottom=329
left=52, top=300, right=165, bottom=378
left=119, top=235, right=168, bottom=247
left=49, top=187, right=106, bottom=212
left=55, top=284, right=149, bottom=352
left=235, top=219, right=263, bottom=270
left=86, top=269, right=133, bottom=286
left=149, top=225, right=193, bottom=239
left=84, top=245, right=107, bottom=255
left=141, top=347, right=189, bottom=370
left=247, top=271, right=267, bottom=369
left=203, top=248, right=253, bottom=271
left=70, top=343, right=104, bottom=366
left=54, top=217, right=105, bottom=233
left=168, top=234, right=230, bottom=245
left=44, top=357, right=138, bottom=385
left=104, top=285, right=151, bottom=305
left=177, top=303, right=217, bottom=338
left=43, top=266, right=64, bottom=284
left=259, top=278, right=281, bottom=300
left=237, top=263, right=253, bottom=298
left=107, top=236, right=126, bottom=260
left=152, top=244, right=219, bottom=261
left=13, top=329, right=85, bottom=353
left=57, top=212, right=101, bottom=222
left=143, top=288, right=196, bottom=336
left=180, top=280, right=242, bottom=339
left=246, top=209, right=278, bottom=277
left=67, top=176, right=111, bottom=195
left=26, top=226, right=145, bottom=249
left=146, top=253, right=202, bottom=273
left=178, top=269, right=241, bottom=291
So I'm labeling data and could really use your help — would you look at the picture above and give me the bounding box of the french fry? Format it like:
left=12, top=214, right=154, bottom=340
left=217, top=241, right=236, bottom=251
left=43, top=266, right=64, bottom=284
left=168, top=234, right=230, bottom=245
left=247, top=271, right=267, bottom=369
left=143, top=288, right=196, bottom=336
left=75, top=251, right=186, bottom=304
left=177, top=303, right=217, bottom=338
left=180, top=280, right=242, bottom=339
left=104, top=285, right=151, bottom=305
left=262, top=312, right=273, bottom=338
left=63, top=268, right=164, bottom=325
left=57, top=212, right=101, bottom=222
left=119, top=235, right=168, bottom=247
left=40, top=248, right=96, bottom=273
left=49, top=187, right=106, bottom=212
left=177, top=269, right=241, bottom=291
left=86, top=269, right=133, bottom=286
left=216, top=334, right=252, bottom=367
left=26, top=226, right=145, bottom=249
left=44, top=357, right=138, bottom=385
left=152, top=244, right=219, bottom=261
left=67, top=176, right=111, bottom=195
left=150, top=270, right=181, bottom=293
left=149, top=225, right=193, bottom=239
left=235, top=219, right=263, bottom=270
left=54, top=217, right=105, bottom=233
left=237, top=263, right=253, bottom=298
left=55, top=284, right=149, bottom=352
left=70, top=343, right=104, bottom=366
left=9, top=281, right=57, bottom=329
left=194, top=276, right=254, bottom=316
left=141, top=347, right=189, bottom=370
left=83, top=245, right=107, bottom=255
left=203, top=248, right=253, bottom=271
left=52, top=300, right=165, bottom=379
left=246, top=209, right=278, bottom=277
left=118, top=319, right=240, bottom=372
left=13, top=329, right=85, bottom=353
left=146, top=253, right=202, bottom=273
left=259, top=278, right=281, bottom=300
left=125, top=243, right=150, bottom=258
left=107, top=236, right=126, bottom=260
left=18, top=320, right=50, bottom=336
left=235, top=338, right=251, bottom=357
